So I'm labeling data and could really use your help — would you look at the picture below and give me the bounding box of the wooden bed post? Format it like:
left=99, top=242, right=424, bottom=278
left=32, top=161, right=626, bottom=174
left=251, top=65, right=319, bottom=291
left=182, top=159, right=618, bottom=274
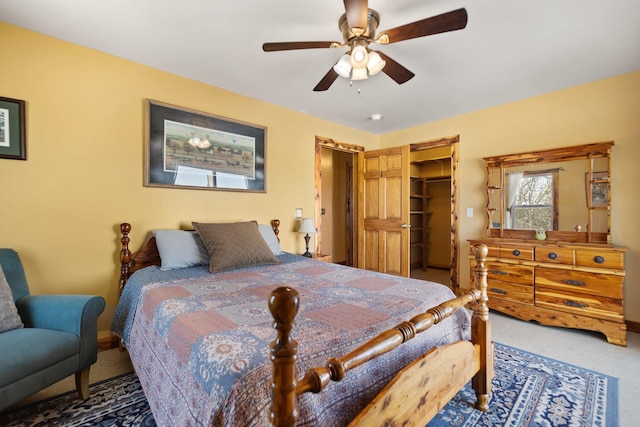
left=271, top=219, right=280, bottom=242
left=471, top=243, right=493, bottom=411
left=269, top=287, right=300, bottom=427
left=119, top=223, right=132, bottom=294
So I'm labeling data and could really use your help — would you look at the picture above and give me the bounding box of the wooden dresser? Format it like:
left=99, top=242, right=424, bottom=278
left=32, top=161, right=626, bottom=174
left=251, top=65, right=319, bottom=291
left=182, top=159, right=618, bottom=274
left=469, top=238, right=627, bottom=346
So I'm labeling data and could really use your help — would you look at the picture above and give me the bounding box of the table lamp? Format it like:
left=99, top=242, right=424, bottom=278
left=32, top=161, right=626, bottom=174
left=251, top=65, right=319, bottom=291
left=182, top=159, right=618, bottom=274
left=298, top=218, right=316, bottom=257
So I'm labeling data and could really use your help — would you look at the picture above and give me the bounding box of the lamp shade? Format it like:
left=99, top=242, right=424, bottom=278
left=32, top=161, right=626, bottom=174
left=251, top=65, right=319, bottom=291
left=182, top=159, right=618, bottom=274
left=367, top=51, right=386, bottom=76
left=333, top=54, right=352, bottom=78
left=350, top=44, right=369, bottom=69
left=298, top=218, right=316, bottom=234
left=351, top=66, right=368, bottom=80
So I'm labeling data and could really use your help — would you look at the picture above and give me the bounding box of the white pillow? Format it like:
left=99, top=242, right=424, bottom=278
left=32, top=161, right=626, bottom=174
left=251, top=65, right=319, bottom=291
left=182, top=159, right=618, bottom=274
left=152, top=230, right=209, bottom=271
left=0, top=265, right=24, bottom=333
left=258, top=224, right=284, bottom=255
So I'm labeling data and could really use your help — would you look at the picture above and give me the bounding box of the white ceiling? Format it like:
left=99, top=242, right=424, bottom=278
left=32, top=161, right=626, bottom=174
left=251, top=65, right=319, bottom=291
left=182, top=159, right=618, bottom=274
left=2, top=0, right=639, bottom=134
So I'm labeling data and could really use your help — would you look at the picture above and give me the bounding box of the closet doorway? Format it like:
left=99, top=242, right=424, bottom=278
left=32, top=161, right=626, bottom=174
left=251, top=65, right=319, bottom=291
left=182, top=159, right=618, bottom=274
left=314, top=136, right=364, bottom=266
left=409, top=136, right=460, bottom=292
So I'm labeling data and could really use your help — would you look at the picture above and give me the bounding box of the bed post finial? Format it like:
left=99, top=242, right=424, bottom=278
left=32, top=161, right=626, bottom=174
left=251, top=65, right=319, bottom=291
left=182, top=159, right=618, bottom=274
left=271, top=219, right=281, bottom=242
left=119, top=223, right=132, bottom=294
left=471, top=243, right=493, bottom=412
left=269, top=287, right=300, bottom=427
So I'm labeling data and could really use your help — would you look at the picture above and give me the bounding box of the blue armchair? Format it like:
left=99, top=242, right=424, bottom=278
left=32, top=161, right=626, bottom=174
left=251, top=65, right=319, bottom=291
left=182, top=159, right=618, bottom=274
left=0, top=249, right=105, bottom=411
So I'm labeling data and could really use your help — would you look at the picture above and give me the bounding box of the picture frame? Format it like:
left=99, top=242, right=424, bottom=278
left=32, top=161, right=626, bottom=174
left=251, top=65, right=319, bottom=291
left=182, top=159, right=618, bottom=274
left=145, top=99, right=266, bottom=192
left=586, top=171, right=608, bottom=208
left=0, top=96, right=26, bottom=160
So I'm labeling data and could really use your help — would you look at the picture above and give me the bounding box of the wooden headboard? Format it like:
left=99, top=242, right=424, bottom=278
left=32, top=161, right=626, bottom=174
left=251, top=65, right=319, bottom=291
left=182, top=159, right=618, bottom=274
left=118, top=219, right=282, bottom=293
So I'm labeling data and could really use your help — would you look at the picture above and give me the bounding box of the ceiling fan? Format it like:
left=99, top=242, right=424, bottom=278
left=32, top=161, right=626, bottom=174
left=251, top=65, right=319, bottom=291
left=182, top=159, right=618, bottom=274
left=262, top=0, right=468, bottom=91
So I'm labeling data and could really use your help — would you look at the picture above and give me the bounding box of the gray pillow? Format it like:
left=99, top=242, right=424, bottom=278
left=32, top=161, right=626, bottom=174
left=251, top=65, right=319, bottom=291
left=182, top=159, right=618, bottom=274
left=258, top=224, right=284, bottom=256
left=193, top=221, right=281, bottom=273
left=0, top=265, right=24, bottom=333
left=153, top=230, right=209, bottom=271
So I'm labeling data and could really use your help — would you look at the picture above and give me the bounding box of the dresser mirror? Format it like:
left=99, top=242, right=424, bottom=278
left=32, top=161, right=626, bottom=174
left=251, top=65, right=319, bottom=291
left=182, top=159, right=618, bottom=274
left=483, top=141, right=613, bottom=244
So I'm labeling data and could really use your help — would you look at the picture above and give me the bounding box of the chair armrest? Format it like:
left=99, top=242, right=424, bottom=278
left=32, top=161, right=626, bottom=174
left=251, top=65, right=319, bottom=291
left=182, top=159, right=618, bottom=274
left=16, top=295, right=105, bottom=336
left=16, top=295, right=106, bottom=369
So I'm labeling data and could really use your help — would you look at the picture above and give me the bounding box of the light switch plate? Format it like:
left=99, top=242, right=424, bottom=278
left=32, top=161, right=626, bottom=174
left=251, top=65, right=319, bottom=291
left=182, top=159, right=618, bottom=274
left=466, top=208, right=473, bottom=218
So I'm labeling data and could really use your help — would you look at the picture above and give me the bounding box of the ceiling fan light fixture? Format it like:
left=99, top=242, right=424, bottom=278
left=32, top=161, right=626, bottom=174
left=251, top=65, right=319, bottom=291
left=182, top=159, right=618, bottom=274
left=333, top=54, right=352, bottom=78
left=366, top=51, right=386, bottom=76
left=351, top=66, right=368, bottom=81
left=350, top=44, right=369, bottom=69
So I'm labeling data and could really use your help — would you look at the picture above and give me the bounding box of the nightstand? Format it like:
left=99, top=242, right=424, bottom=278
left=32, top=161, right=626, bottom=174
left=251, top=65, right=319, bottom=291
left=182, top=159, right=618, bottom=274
left=311, top=253, right=332, bottom=263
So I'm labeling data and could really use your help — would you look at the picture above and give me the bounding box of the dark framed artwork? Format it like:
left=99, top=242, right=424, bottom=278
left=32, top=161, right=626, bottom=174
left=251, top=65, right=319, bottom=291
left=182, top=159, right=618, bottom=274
left=586, top=171, right=608, bottom=208
left=0, top=97, right=26, bottom=160
left=145, top=99, right=266, bottom=192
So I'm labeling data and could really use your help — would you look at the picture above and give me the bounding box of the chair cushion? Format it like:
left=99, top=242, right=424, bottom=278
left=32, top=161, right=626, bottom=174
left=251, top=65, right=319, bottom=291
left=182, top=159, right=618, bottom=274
left=0, top=266, right=23, bottom=333
left=0, top=328, right=79, bottom=387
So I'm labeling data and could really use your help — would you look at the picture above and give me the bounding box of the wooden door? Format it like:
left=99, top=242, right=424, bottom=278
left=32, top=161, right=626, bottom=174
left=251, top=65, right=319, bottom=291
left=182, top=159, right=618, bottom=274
left=358, top=145, right=410, bottom=276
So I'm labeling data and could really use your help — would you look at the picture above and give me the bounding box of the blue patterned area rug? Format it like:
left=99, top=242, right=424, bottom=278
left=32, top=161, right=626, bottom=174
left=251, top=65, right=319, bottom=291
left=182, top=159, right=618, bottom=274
left=0, top=343, right=618, bottom=426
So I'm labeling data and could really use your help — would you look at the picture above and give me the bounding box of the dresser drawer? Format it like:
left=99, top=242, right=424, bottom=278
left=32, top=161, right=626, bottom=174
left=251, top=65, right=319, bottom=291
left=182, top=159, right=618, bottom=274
left=535, top=246, right=574, bottom=265
left=536, top=267, right=623, bottom=299
left=499, top=244, right=533, bottom=261
left=486, top=262, right=534, bottom=285
left=536, top=286, right=623, bottom=322
left=575, top=249, right=624, bottom=270
left=487, top=281, right=533, bottom=305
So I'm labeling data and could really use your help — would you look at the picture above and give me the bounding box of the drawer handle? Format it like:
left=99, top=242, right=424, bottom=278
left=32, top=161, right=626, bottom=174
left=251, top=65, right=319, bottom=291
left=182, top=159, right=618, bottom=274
left=563, top=300, right=589, bottom=309
left=563, top=279, right=587, bottom=286
left=512, top=249, right=521, bottom=256
left=489, top=269, right=507, bottom=275
left=489, top=287, right=507, bottom=295
left=593, top=255, right=605, bottom=264
left=548, top=252, right=558, bottom=260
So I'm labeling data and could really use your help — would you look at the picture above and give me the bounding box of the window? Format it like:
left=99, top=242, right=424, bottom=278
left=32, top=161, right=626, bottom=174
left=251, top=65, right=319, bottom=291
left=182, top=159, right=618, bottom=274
left=509, top=170, right=559, bottom=230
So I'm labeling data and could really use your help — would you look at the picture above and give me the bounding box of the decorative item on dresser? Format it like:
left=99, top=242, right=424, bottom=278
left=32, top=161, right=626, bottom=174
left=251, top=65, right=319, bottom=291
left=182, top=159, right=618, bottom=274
left=472, top=141, right=628, bottom=346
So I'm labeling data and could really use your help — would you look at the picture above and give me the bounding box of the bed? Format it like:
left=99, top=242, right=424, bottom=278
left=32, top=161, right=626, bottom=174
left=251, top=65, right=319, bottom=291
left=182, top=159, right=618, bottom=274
left=112, top=220, right=492, bottom=426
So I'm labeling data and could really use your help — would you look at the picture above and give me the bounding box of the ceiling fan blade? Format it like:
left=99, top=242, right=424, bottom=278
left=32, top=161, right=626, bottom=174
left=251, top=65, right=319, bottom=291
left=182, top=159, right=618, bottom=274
left=313, top=68, right=339, bottom=92
left=263, top=41, right=341, bottom=52
left=343, top=0, right=368, bottom=35
left=377, top=8, right=468, bottom=44
left=376, top=52, right=415, bottom=84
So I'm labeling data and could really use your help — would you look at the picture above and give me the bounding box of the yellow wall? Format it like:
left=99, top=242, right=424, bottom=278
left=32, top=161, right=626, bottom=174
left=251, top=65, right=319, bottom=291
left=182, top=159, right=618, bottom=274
left=0, top=23, right=378, bottom=337
left=380, top=70, right=640, bottom=323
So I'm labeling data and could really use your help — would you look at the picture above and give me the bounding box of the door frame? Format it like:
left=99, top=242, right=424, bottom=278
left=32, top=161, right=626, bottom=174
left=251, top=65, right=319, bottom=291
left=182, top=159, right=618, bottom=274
left=314, top=136, right=365, bottom=262
left=410, top=135, right=461, bottom=293
left=315, top=134, right=460, bottom=294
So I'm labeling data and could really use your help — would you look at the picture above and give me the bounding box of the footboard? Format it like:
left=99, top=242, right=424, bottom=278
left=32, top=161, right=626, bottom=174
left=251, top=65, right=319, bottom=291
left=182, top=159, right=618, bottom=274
left=268, top=244, right=491, bottom=426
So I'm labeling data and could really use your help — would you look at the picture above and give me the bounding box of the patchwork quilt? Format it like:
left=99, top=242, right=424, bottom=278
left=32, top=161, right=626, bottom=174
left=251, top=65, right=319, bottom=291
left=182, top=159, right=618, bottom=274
left=112, top=254, right=470, bottom=426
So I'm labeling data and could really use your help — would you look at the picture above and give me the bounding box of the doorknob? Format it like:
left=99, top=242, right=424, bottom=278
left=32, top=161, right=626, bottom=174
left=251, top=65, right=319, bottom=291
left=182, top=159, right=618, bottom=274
left=401, top=224, right=410, bottom=228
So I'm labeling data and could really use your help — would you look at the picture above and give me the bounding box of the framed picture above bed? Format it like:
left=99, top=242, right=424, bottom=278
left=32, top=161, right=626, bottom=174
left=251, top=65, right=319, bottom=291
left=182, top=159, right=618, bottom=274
left=144, top=99, right=267, bottom=192
left=0, top=96, right=26, bottom=161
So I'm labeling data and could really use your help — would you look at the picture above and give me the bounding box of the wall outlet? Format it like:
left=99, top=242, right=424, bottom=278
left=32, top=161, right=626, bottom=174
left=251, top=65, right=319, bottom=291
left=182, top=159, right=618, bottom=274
left=466, top=208, right=474, bottom=218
